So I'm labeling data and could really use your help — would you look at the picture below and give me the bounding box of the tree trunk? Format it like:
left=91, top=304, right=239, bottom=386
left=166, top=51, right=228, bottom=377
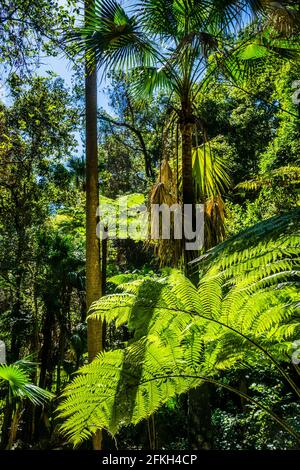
left=102, top=229, right=108, bottom=296
left=188, top=384, right=212, bottom=450
left=180, top=122, right=196, bottom=270
left=7, top=405, right=21, bottom=450
left=10, top=270, right=22, bottom=362
left=0, top=399, right=13, bottom=449
left=85, top=0, right=103, bottom=450
left=181, top=122, right=212, bottom=448
left=180, top=122, right=194, bottom=207
left=39, top=308, right=54, bottom=390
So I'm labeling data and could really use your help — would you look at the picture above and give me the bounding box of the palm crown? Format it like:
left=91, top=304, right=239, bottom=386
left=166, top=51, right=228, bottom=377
left=72, top=0, right=300, bottom=261
left=76, top=0, right=300, bottom=107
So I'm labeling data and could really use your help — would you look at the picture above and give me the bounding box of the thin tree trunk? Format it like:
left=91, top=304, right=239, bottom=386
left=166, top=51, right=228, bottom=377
left=102, top=229, right=108, bottom=296
left=10, top=270, right=22, bottom=362
left=0, top=399, right=13, bottom=449
left=85, top=0, right=103, bottom=450
left=188, top=384, right=212, bottom=450
left=39, top=308, right=54, bottom=390
left=32, top=277, right=40, bottom=357
left=7, top=405, right=21, bottom=450
left=23, top=278, right=38, bottom=444
left=102, top=233, right=108, bottom=350
left=147, top=415, right=157, bottom=449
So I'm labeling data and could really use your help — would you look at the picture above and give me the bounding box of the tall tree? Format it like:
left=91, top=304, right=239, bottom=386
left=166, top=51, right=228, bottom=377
left=0, top=74, right=78, bottom=363
left=84, top=0, right=103, bottom=450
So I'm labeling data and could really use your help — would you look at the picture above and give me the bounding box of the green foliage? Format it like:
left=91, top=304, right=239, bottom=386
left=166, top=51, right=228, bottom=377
left=212, top=368, right=300, bottom=450
left=219, top=32, right=300, bottom=85
left=58, top=210, right=300, bottom=445
left=0, top=0, right=76, bottom=73
left=0, top=74, right=80, bottom=362
left=98, top=72, right=166, bottom=184
left=236, top=166, right=300, bottom=192
left=72, top=0, right=300, bottom=105
left=0, top=363, right=53, bottom=406
left=192, top=138, right=231, bottom=199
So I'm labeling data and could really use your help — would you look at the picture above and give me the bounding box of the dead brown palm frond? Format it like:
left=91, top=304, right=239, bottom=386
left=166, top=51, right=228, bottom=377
left=266, top=2, right=300, bottom=37
left=149, top=181, right=181, bottom=267
left=150, top=181, right=175, bottom=206
left=160, top=158, right=173, bottom=188
left=146, top=155, right=183, bottom=267
left=148, top=130, right=232, bottom=262
left=204, top=195, right=226, bottom=250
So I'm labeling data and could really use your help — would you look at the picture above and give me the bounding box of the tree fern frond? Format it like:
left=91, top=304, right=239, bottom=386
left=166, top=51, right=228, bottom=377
left=59, top=211, right=300, bottom=444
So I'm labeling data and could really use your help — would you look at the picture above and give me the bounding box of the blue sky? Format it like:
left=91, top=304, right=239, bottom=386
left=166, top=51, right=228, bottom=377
left=42, top=0, right=132, bottom=109
left=34, top=0, right=134, bottom=154
left=0, top=1, right=119, bottom=158
left=38, top=51, right=111, bottom=111
left=1, top=0, right=133, bottom=109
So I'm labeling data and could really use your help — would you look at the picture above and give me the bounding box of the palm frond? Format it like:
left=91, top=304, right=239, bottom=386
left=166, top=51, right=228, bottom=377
left=0, top=364, right=53, bottom=405
left=217, top=32, right=300, bottom=84
left=192, top=141, right=231, bottom=198
left=130, top=66, right=176, bottom=100
left=69, top=0, right=157, bottom=73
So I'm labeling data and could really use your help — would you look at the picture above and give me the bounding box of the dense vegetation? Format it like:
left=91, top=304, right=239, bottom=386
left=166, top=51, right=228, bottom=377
left=0, top=0, right=300, bottom=451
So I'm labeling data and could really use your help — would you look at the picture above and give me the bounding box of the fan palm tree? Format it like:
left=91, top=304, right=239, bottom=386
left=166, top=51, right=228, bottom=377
left=71, top=0, right=300, bottom=263
left=0, top=361, right=53, bottom=449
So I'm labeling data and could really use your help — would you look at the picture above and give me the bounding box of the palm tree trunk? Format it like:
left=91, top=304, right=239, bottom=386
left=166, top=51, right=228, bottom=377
left=180, top=122, right=195, bottom=269
left=85, top=0, right=103, bottom=450
left=180, top=122, right=194, bottom=206
left=85, top=65, right=103, bottom=360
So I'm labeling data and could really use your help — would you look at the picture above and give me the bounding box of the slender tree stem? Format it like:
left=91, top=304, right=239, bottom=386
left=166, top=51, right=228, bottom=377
left=85, top=0, right=103, bottom=450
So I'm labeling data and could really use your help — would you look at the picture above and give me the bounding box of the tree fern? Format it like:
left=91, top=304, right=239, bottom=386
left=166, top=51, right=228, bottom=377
left=236, top=165, right=300, bottom=192
left=58, top=210, right=300, bottom=445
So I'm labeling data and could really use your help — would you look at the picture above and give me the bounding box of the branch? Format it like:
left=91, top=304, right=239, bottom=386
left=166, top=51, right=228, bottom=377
left=98, top=113, right=154, bottom=177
